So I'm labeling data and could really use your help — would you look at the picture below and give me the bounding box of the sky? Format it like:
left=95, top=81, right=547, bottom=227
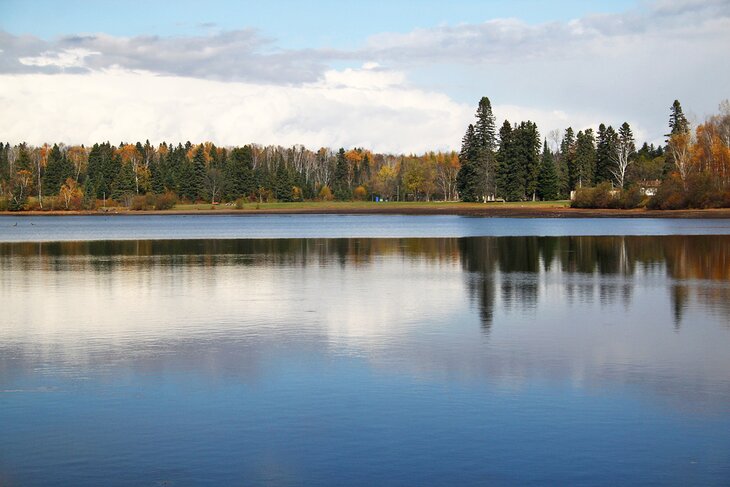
left=0, top=0, right=728, bottom=153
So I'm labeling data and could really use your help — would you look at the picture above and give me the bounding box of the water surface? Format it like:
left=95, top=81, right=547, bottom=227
left=2, top=232, right=730, bottom=486
left=2, top=214, right=730, bottom=242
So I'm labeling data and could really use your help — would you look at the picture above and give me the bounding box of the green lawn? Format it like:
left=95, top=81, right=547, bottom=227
left=171, top=200, right=570, bottom=211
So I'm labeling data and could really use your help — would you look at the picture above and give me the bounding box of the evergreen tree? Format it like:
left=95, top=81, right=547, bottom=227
left=496, top=121, right=524, bottom=201
left=573, top=129, right=596, bottom=189
left=558, top=128, right=576, bottom=194
left=456, top=124, right=481, bottom=201
left=595, top=124, right=617, bottom=184
left=537, top=140, right=559, bottom=200
left=226, top=145, right=254, bottom=199
left=474, top=97, right=498, bottom=198
left=177, top=158, right=197, bottom=201
left=333, top=148, right=350, bottom=200
left=111, top=159, right=136, bottom=200
left=668, top=99, right=689, bottom=136
left=274, top=157, right=294, bottom=201
left=192, top=145, right=207, bottom=200
left=86, top=142, right=118, bottom=198
left=664, top=100, right=689, bottom=177
left=517, top=121, right=541, bottom=200
left=150, top=152, right=166, bottom=194
left=43, top=144, right=73, bottom=195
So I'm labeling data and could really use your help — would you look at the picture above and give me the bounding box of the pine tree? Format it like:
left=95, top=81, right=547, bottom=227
left=86, top=142, right=118, bottom=198
left=456, top=124, right=480, bottom=201
left=177, top=159, right=197, bottom=201
left=574, top=129, right=596, bottom=189
left=150, top=152, right=166, bottom=194
left=537, top=140, right=559, bottom=200
left=595, top=124, right=617, bottom=184
left=111, top=159, right=136, bottom=200
left=226, top=145, right=254, bottom=199
left=664, top=100, right=690, bottom=177
left=274, top=158, right=293, bottom=201
left=518, top=121, right=541, bottom=200
left=192, top=145, right=206, bottom=200
left=559, top=128, right=576, bottom=194
left=496, top=121, right=524, bottom=201
left=474, top=97, right=498, bottom=198
left=668, top=100, right=689, bottom=136
left=333, top=148, right=350, bottom=200
left=43, top=144, right=73, bottom=195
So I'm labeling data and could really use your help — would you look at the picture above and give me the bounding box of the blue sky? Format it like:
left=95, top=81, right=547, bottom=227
left=2, top=0, right=637, bottom=47
left=0, top=0, right=728, bottom=152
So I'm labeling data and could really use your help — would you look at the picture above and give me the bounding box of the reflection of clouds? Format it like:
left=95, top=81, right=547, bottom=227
left=2, top=237, right=730, bottom=413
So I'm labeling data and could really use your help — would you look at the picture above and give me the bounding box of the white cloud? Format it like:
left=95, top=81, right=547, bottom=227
left=18, top=48, right=99, bottom=68
left=0, top=65, right=639, bottom=152
left=0, top=67, right=471, bottom=153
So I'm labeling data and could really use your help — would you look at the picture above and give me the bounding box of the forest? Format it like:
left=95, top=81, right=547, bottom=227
left=1, top=98, right=728, bottom=211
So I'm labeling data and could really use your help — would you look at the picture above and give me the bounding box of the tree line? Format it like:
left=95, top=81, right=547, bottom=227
left=456, top=97, right=730, bottom=208
left=0, top=140, right=459, bottom=210
left=1, top=97, right=728, bottom=210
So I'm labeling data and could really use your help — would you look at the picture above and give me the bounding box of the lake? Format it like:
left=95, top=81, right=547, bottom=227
left=1, top=216, right=730, bottom=486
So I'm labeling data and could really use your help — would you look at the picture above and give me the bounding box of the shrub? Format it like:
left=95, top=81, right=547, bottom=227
left=318, top=185, right=334, bottom=201
left=154, top=192, right=177, bottom=210
left=617, top=185, right=644, bottom=209
left=235, top=198, right=245, bottom=209
left=130, top=195, right=148, bottom=210
left=572, top=182, right=642, bottom=209
left=292, top=186, right=303, bottom=201
left=353, top=185, right=368, bottom=201
left=648, top=174, right=688, bottom=210
left=0, top=197, right=7, bottom=211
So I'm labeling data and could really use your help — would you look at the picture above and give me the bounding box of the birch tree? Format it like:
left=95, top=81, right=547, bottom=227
left=611, top=122, right=635, bottom=189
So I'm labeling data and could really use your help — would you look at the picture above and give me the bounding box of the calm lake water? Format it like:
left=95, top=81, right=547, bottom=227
left=1, top=217, right=730, bottom=486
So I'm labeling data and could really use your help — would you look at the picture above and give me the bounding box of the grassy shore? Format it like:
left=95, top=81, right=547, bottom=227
left=4, top=199, right=730, bottom=218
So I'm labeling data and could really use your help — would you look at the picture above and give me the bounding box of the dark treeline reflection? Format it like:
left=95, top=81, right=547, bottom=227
left=2, top=235, right=729, bottom=327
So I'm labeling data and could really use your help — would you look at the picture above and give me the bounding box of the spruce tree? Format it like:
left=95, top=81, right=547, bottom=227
left=192, top=146, right=206, bottom=200
left=664, top=100, right=689, bottom=177
left=559, top=128, right=576, bottom=193
left=537, top=140, right=559, bottom=200
left=177, top=160, right=196, bottom=201
left=456, top=124, right=480, bottom=201
left=274, top=158, right=293, bottom=201
left=595, top=124, right=617, bottom=184
left=474, top=97, right=498, bottom=198
left=333, top=148, right=350, bottom=200
left=43, top=144, right=73, bottom=195
left=668, top=100, right=689, bottom=136
left=574, top=129, right=596, bottom=189
left=518, top=121, right=541, bottom=200
left=111, top=159, right=136, bottom=200
left=226, top=145, right=254, bottom=199
left=497, top=121, right=524, bottom=201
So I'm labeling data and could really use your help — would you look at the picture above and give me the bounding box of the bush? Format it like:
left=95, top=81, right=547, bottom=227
left=572, top=182, right=643, bottom=209
left=130, top=195, right=148, bottom=210
left=617, top=185, right=644, bottom=209
left=647, top=173, right=730, bottom=210
left=0, top=197, right=7, bottom=211
left=353, top=185, right=368, bottom=201
left=318, top=185, right=334, bottom=201
left=235, top=197, right=245, bottom=209
left=154, top=192, right=178, bottom=210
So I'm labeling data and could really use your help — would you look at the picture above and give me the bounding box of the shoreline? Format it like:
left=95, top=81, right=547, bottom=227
left=3, top=205, right=730, bottom=218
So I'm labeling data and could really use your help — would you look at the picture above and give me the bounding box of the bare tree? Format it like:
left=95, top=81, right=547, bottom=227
left=668, top=132, right=693, bottom=187
left=611, top=122, right=635, bottom=189
left=204, top=167, right=224, bottom=204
